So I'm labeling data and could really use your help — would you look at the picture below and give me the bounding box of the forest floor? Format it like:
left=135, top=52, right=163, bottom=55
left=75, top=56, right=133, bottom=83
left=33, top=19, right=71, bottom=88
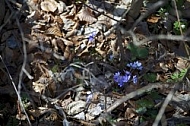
left=0, top=0, right=190, bottom=126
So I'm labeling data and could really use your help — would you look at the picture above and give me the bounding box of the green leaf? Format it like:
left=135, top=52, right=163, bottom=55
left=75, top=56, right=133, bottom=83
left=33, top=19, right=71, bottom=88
left=173, top=21, right=187, bottom=35
left=136, top=99, right=154, bottom=114
left=127, top=43, right=138, bottom=60
left=143, top=73, right=157, bottom=82
left=169, top=69, right=187, bottom=82
left=137, top=99, right=154, bottom=108
left=127, top=43, right=149, bottom=60
left=136, top=47, right=149, bottom=59
left=146, top=109, right=157, bottom=119
left=149, top=91, right=162, bottom=100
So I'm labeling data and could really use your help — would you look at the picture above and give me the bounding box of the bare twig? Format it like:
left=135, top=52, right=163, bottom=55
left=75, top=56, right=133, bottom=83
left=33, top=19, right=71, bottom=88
left=0, top=55, right=31, bottom=125
left=153, top=83, right=179, bottom=126
left=4, top=0, right=33, bottom=125
left=138, top=34, right=190, bottom=46
left=106, top=83, right=169, bottom=113
left=172, top=0, right=190, bottom=58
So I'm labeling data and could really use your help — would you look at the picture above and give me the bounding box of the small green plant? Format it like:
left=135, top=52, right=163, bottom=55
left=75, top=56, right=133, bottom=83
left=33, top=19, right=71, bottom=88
left=157, top=7, right=167, bottom=18
left=167, top=69, right=187, bottom=82
left=173, top=20, right=187, bottom=35
left=127, top=43, right=149, bottom=60
left=21, top=93, right=30, bottom=109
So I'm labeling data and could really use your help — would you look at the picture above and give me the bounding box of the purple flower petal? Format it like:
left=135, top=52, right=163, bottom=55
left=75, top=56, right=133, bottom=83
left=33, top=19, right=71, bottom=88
left=88, top=32, right=96, bottom=42
left=113, top=72, right=121, bottom=82
left=123, top=71, right=131, bottom=82
left=127, top=61, right=143, bottom=70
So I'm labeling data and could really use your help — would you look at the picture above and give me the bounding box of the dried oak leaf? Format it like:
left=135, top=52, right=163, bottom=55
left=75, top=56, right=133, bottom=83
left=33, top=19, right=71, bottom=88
left=40, top=0, right=58, bottom=12
left=175, top=57, right=190, bottom=71
left=45, top=26, right=63, bottom=37
left=54, top=16, right=64, bottom=25
left=77, top=7, right=97, bottom=24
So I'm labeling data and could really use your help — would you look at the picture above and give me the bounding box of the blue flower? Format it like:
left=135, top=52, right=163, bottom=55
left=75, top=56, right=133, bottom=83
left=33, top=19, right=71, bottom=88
left=123, top=71, right=131, bottom=82
left=132, top=75, right=137, bottom=84
left=113, top=71, right=131, bottom=87
left=127, top=61, right=143, bottom=70
left=88, top=32, right=96, bottom=42
left=113, top=72, right=121, bottom=82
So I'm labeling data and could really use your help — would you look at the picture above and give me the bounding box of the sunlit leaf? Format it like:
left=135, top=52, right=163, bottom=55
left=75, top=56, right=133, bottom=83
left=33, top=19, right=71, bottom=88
left=168, top=68, right=187, bottom=82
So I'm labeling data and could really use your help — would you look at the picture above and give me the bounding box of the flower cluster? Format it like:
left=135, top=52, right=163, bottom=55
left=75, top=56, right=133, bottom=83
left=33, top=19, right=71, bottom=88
left=113, top=61, right=142, bottom=87
left=113, top=71, right=137, bottom=87
left=127, top=61, right=143, bottom=70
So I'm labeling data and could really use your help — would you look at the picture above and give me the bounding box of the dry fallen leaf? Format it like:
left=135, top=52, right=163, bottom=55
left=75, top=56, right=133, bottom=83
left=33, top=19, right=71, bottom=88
left=60, top=38, right=73, bottom=46
left=77, top=7, right=97, bottom=24
left=54, top=16, right=64, bottom=25
left=32, top=82, right=46, bottom=93
left=147, top=15, right=161, bottom=23
left=65, top=100, right=86, bottom=115
left=45, top=26, right=62, bottom=37
left=40, top=0, right=58, bottom=12
left=56, top=0, right=66, bottom=14
left=64, top=46, right=71, bottom=59
left=16, top=113, right=27, bottom=120
left=175, top=57, right=190, bottom=71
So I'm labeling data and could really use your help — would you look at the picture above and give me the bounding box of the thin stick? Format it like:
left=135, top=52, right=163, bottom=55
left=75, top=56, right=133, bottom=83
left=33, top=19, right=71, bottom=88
left=153, top=83, right=179, bottom=126
left=172, top=0, right=190, bottom=58
left=4, top=0, right=32, bottom=125
left=0, top=55, right=31, bottom=125
left=106, top=83, right=169, bottom=112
